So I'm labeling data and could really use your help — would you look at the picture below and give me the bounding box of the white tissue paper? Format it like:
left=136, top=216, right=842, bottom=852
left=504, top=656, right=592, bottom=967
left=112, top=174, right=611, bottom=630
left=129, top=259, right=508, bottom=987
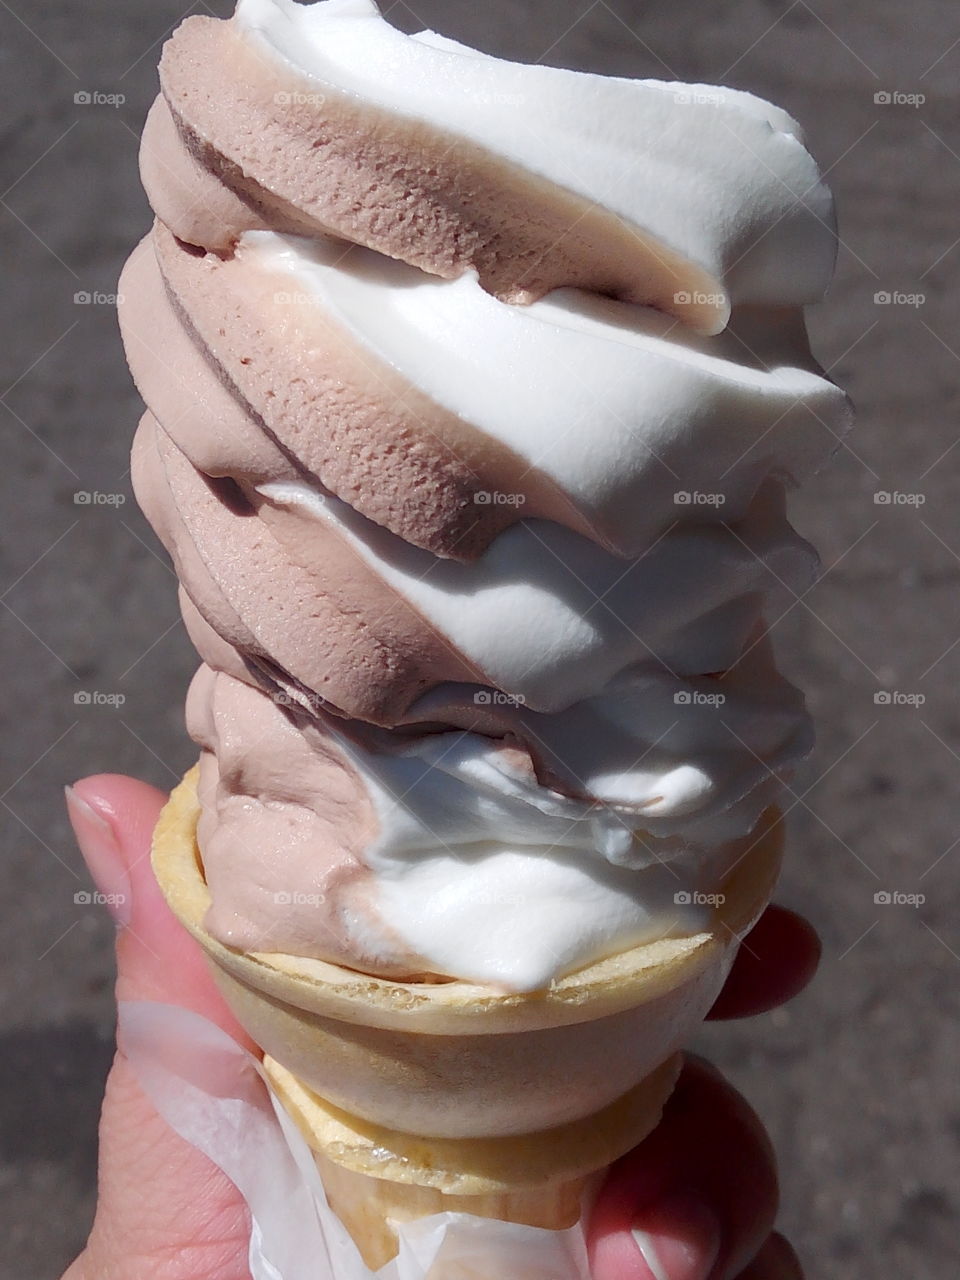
left=118, top=1001, right=594, bottom=1280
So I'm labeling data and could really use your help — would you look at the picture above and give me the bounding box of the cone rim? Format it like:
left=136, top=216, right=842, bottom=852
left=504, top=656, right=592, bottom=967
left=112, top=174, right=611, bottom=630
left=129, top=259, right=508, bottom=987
left=153, top=765, right=782, bottom=1033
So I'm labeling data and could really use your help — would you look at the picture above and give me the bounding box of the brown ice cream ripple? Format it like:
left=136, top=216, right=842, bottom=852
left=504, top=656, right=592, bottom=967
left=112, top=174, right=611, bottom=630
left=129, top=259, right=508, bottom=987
left=189, top=664, right=434, bottom=975
left=188, top=658, right=797, bottom=967
left=120, top=3, right=839, bottom=982
left=126, top=220, right=587, bottom=559
left=119, top=236, right=296, bottom=484
left=134, top=400, right=813, bottom=732
left=148, top=17, right=719, bottom=327
left=132, top=412, right=485, bottom=724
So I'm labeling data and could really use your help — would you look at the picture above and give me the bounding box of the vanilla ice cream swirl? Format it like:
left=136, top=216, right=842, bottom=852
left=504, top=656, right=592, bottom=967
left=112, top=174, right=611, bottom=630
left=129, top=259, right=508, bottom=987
left=121, top=0, right=850, bottom=989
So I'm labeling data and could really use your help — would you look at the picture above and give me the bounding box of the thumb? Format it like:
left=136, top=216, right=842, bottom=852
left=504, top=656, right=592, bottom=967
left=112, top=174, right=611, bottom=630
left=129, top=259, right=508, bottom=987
left=67, top=775, right=252, bottom=1038
left=63, top=775, right=253, bottom=1280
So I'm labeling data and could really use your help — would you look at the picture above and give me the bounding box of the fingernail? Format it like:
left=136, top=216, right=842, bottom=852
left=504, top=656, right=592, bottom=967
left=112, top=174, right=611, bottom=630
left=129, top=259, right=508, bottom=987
left=65, top=785, right=132, bottom=926
left=632, top=1193, right=721, bottom=1280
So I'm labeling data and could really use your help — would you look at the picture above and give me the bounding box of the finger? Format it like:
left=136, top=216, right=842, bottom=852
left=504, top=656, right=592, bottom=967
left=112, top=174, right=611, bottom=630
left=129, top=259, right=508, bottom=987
left=588, top=1058, right=778, bottom=1280
left=65, top=776, right=254, bottom=1280
left=68, top=774, right=253, bottom=1041
left=735, top=1233, right=804, bottom=1278
left=707, top=906, right=821, bottom=1021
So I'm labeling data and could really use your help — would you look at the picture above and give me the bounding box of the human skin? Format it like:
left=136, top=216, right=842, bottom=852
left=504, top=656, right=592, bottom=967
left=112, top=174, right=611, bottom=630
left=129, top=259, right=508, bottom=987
left=62, top=776, right=818, bottom=1280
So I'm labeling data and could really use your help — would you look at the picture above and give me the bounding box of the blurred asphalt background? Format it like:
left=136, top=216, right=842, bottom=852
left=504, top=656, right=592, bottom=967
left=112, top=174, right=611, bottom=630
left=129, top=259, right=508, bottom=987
left=1, top=0, right=957, bottom=1275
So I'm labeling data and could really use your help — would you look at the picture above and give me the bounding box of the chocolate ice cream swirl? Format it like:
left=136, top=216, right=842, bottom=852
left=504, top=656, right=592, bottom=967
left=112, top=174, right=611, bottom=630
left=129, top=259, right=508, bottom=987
left=121, top=0, right=850, bottom=989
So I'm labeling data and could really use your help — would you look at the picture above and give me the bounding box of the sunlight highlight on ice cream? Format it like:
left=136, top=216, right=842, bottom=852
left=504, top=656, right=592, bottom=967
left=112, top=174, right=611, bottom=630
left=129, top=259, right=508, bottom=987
left=121, top=0, right=850, bottom=990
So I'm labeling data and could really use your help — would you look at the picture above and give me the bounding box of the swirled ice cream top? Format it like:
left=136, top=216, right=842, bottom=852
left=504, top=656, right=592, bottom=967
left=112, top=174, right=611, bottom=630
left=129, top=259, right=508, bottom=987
left=121, top=0, right=849, bottom=989
left=235, top=0, right=836, bottom=330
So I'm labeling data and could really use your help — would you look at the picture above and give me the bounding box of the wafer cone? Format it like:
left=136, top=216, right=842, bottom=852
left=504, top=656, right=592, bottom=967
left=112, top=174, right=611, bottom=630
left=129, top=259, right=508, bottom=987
left=261, top=1051, right=683, bottom=1270
left=152, top=766, right=782, bottom=1266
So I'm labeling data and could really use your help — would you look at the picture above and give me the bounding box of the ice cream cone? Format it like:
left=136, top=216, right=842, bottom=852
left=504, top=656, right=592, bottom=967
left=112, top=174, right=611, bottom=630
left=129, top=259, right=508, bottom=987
left=152, top=765, right=782, bottom=1263
left=262, top=1051, right=682, bottom=1270
left=119, top=7, right=849, bottom=1274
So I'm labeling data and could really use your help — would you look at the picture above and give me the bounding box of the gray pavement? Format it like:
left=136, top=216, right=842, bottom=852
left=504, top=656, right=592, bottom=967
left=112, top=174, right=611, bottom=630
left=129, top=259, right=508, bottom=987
left=1, top=1, right=957, bottom=1276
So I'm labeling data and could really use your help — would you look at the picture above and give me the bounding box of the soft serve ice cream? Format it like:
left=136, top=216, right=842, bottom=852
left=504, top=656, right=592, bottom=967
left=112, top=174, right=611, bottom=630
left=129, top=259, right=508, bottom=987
left=121, top=0, right=850, bottom=991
